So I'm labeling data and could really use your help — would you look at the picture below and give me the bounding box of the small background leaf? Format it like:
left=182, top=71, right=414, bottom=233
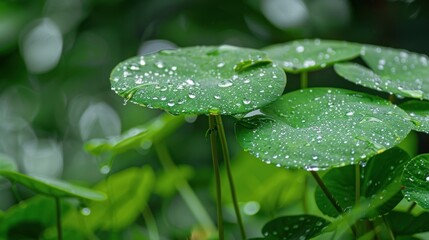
left=236, top=88, right=412, bottom=170
left=259, top=215, right=330, bottom=240
left=110, top=45, right=286, bottom=115
left=402, top=154, right=429, bottom=209
left=315, top=147, right=409, bottom=218
left=400, top=100, right=429, bottom=133
left=263, top=39, right=361, bottom=73
left=335, top=45, right=429, bottom=100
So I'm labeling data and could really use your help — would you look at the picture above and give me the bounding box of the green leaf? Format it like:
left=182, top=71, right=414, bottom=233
left=0, top=171, right=106, bottom=201
left=236, top=88, right=412, bottom=170
left=315, top=147, right=409, bottom=218
left=400, top=100, right=429, bottom=133
left=85, top=113, right=185, bottom=155
left=259, top=215, right=330, bottom=239
left=402, top=154, right=429, bottom=209
left=263, top=39, right=361, bottom=73
left=335, top=45, right=429, bottom=100
left=0, top=153, right=17, bottom=172
left=0, top=196, right=72, bottom=239
left=110, top=45, right=286, bottom=115
left=64, top=166, right=155, bottom=231
left=385, top=211, right=429, bottom=236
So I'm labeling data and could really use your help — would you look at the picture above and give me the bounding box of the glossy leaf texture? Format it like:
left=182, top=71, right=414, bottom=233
left=63, top=167, right=155, bottom=231
left=400, top=100, right=429, bottom=133
left=335, top=45, right=429, bottom=100
left=110, top=45, right=286, bottom=115
left=257, top=215, right=330, bottom=240
left=315, top=147, right=409, bottom=218
left=263, top=39, right=361, bottom=73
left=236, top=88, right=412, bottom=170
left=402, top=154, right=429, bottom=209
left=85, top=113, right=185, bottom=155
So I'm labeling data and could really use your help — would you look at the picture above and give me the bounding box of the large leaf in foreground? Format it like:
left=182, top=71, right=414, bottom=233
left=236, top=88, right=412, bottom=170
left=263, top=39, right=361, bottom=73
left=385, top=211, right=429, bottom=237
left=400, top=100, right=429, bottom=134
left=0, top=170, right=106, bottom=201
left=402, top=154, right=429, bottom=209
left=335, top=45, right=429, bottom=100
left=110, top=45, right=286, bottom=115
left=258, top=215, right=330, bottom=240
left=315, top=147, right=409, bottom=218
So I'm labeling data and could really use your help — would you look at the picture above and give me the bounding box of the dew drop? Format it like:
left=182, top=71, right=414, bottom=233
left=346, top=111, right=354, bottom=116
left=155, top=61, right=164, bottom=68
left=243, top=99, right=251, bottom=105
left=139, top=58, right=146, bottom=66
left=100, top=165, right=111, bottom=174
left=186, top=79, right=195, bottom=85
left=218, top=80, right=233, bottom=88
left=214, top=95, right=221, bottom=99
left=303, top=60, right=316, bottom=68
left=217, top=62, right=225, bottom=68
left=426, top=176, right=429, bottom=182
left=80, top=207, right=91, bottom=216
left=296, top=46, right=305, bottom=53
left=167, top=101, right=175, bottom=107
left=188, top=93, right=196, bottom=99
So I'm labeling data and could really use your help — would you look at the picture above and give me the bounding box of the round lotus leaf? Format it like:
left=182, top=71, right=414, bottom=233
left=402, top=154, right=429, bottom=209
left=110, top=45, right=286, bottom=115
left=263, top=39, right=361, bottom=73
left=335, top=45, right=429, bottom=100
left=236, top=88, right=413, bottom=170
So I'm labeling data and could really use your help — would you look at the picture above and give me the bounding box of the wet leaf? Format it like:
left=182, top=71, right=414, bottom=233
left=263, top=39, right=361, bottom=73
left=110, top=45, right=286, bottom=115
left=400, top=100, right=429, bottom=133
left=236, top=88, right=412, bottom=170
left=85, top=113, right=185, bottom=155
left=385, top=211, right=429, bottom=236
left=315, top=147, right=409, bottom=218
left=402, top=154, right=429, bottom=209
left=335, top=45, right=429, bottom=100
left=259, top=215, right=330, bottom=240
left=0, top=170, right=106, bottom=201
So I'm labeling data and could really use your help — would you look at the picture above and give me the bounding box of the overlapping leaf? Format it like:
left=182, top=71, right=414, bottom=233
left=335, top=45, right=429, bottom=100
left=258, top=215, right=330, bottom=240
left=110, top=45, right=286, bottom=115
left=236, top=88, right=412, bottom=170
left=402, top=154, right=429, bottom=209
left=263, top=39, right=361, bottom=73
left=315, top=147, right=409, bottom=218
left=400, top=100, right=429, bottom=133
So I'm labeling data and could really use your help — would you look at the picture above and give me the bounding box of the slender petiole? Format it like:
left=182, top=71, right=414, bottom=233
left=300, top=71, right=308, bottom=89
left=55, top=197, right=63, bottom=240
left=209, top=115, right=224, bottom=240
left=214, top=114, right=246, bottom=240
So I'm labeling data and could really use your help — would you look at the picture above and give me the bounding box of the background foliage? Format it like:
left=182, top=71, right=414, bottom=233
left=1, top=0, right=429, bottom=239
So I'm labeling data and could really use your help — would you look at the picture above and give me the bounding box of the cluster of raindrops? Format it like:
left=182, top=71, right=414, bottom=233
left=262, top=216, right=328, bottom=240
left=237, top=88, right=412, bottom=171
left=264, top=39, right=360, bottom=73
left=110, top=46, right=286, bottom=115
left=402, top=155, right=429, bottom=208
left=347, top=45, right=429, bottom=100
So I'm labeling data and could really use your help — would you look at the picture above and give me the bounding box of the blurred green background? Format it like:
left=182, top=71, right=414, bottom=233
left=1, top=0, right=429, bottom=239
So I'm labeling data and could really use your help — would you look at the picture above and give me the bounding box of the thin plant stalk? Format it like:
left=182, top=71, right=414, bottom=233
left=407, top=202, right=417, bottom=213
left=142, top=207, right=160, bottom=240
left=355, top=164, right=361, bottom=206
left=154, top=143, right=216, bottom=232
left=310, top=171, right=343, bottom=214
left=209, top=115, right=224, bottom=240
left=310, top=171, right=357, bottom=236
left=214, top=114, right=246, bottom=240
left=55, top=197, right=63, bottom=240
left=300, top=72, right=308, bottom=89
